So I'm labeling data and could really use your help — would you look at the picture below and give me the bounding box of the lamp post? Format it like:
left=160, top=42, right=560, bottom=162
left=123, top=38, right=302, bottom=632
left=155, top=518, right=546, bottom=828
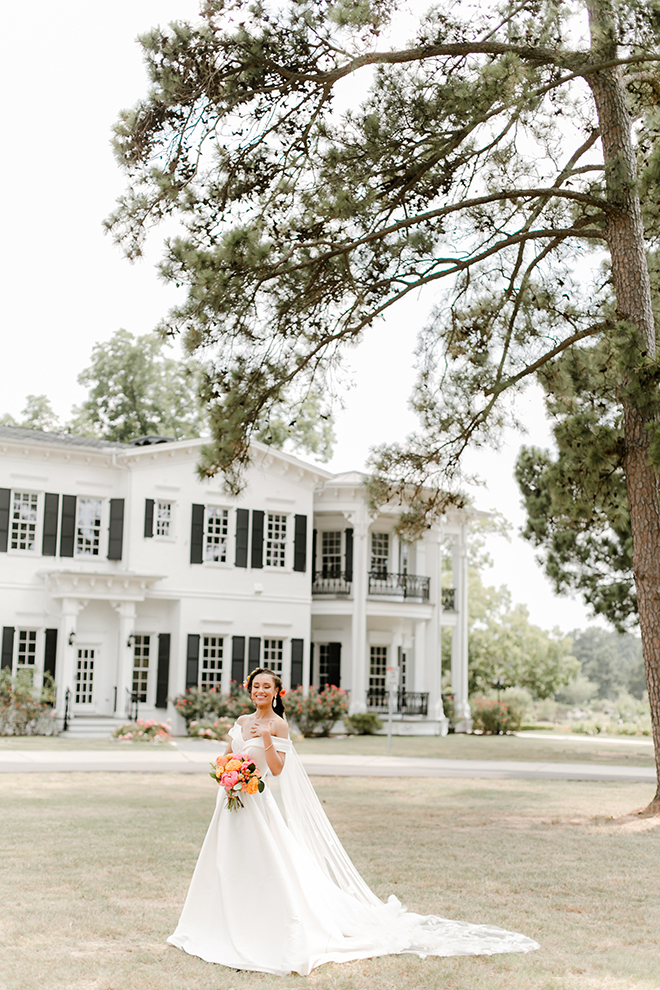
left=493, top=677, right=506, bottom=702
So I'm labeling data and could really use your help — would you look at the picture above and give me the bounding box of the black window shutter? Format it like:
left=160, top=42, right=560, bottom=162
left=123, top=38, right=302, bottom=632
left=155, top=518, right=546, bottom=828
left=312, top=529, right=317, bottom=576
left=59, top=495, right=76, bottom=557
left=156, top=633, right=171, bottom=709
left=107, top=499, right=125, bottom=560
left=190, top=504, right=204, bottom=564
left=1, top=627, right=14, bottom=670
left=44, top=629, right=58, bottom=679
left=0, top=488, right=10, bottom=553
left=41, top=493, right=59, bottom=556
left=186, top=634, right=200, bottom=689
left=248, top=637, right=260, bottom=671
left=144, top=499, right=154, bottom=539
left=327, top=642, right=342, bottom=688
left=309, top=642, right=314, bottom=687
left=291, top=639, right=304, bottom=689
left=231, top=636, right=246, bottom=684
left=345, top=528, right=354, bottom=582
left=251, top=510, right=264, bottom=568
left=293, top=514, right=307, bottom=572
left=235, top=508, right=249, bottom=567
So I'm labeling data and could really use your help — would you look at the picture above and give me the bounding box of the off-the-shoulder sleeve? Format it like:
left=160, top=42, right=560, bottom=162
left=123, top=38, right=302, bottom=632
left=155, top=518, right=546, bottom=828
left=271, top=736, right=292, bottom=753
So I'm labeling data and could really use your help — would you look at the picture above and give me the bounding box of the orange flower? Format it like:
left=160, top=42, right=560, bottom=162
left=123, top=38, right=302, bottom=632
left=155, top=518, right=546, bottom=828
left=225, top=758, right=242, bottom=772
left=246, top=777, right=259, bottom=795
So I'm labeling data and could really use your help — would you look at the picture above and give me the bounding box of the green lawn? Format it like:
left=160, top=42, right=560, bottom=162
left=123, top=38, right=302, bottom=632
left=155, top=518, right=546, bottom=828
left=0, top=731, right=656, bottom=767
left=1, top=773, right=658, bottom=990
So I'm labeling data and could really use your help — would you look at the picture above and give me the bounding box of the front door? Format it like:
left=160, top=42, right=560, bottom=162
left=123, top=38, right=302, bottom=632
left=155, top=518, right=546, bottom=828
left=74, top=647, right=96, bottom=712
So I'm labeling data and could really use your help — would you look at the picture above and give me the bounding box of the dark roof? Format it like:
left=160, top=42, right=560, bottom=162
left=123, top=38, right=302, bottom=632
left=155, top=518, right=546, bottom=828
left=0, top=425, right=125, bottom=450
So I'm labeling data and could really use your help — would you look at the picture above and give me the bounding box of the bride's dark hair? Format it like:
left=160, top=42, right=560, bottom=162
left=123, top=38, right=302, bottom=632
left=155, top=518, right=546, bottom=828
left=247, top=667, right=286, bottom=718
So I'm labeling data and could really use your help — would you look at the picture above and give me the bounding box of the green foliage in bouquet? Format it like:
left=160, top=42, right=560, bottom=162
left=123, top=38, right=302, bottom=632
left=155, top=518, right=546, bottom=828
left=344, top=712, right=383, bottom=735
left=285, top=685, right=349, bottom=737
left=471, top=698, right=523, bottom=735
left=0, top=669, right=56, bottom=736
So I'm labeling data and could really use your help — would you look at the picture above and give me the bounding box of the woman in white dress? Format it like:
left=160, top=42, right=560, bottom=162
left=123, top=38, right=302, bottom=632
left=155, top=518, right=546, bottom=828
left=167, top=668, right=539, bottom=976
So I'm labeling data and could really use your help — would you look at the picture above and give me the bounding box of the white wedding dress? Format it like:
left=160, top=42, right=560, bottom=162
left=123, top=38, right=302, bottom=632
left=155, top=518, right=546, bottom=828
left=167, top=723, right=539, bottom=975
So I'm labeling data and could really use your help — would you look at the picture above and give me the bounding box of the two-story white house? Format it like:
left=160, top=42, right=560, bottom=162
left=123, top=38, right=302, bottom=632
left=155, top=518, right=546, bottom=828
left=0, top=425, right=472, bottom=735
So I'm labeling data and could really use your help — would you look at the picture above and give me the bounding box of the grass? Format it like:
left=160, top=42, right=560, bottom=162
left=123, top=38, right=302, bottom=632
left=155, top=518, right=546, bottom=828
left=1, top=773, right=659, bottom=990
left=0, top=732, right=656, bottom=767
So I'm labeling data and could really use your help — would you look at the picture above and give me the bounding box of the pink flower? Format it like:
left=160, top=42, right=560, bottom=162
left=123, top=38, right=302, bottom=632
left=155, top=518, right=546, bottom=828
left=221, top=770, right=240, bottom=788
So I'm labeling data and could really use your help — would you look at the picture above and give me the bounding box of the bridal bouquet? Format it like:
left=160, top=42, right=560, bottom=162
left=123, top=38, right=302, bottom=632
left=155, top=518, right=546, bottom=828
left=210, top=752, right=265, bottom=810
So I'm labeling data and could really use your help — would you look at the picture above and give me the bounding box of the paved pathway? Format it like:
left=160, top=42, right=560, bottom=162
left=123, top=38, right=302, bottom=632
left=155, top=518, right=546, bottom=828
left=0, top=741, right=654, bottom=783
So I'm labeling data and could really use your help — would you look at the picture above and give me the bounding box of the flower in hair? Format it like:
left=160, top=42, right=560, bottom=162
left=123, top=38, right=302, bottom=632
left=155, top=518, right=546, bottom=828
left=279, top=688, right=286, bottom=697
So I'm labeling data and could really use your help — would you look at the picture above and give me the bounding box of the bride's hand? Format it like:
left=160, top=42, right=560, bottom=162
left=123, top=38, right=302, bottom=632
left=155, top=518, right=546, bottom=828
left=250, top=720, right=272, bottom=738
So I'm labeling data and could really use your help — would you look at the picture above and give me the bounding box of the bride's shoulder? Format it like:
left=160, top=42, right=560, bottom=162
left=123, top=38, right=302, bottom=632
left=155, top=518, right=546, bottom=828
left=236, top=714, right=251, bottom=726
left=272, top=714, right=289, bottom=738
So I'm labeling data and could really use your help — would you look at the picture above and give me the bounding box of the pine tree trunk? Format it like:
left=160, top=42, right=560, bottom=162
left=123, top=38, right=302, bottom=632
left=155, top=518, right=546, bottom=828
left=586, top=0, right=660, bottom=810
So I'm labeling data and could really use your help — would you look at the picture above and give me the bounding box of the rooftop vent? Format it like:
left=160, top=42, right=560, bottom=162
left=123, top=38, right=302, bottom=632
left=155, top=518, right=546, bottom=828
left=128, top=435, right=176, bottom=447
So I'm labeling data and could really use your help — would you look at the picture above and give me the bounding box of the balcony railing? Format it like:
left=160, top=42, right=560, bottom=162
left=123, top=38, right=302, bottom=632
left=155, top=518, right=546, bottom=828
left=312, top=571, right=352, bottom=596
left=367, top=688, right=429, bottom=716
left=441, top=587, right=457, bottom=611
left=368, top=571, right=430, bottom=601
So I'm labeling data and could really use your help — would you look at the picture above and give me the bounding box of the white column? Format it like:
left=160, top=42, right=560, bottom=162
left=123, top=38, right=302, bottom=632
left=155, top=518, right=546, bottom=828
left=349, top=508, right=369, bottom=714
left=426, top=528, right=447, bottom=732
left=55, top=598, right=83, bottom=727
left=451, top=526, right=472, bottom=732
left=112, top=601, right=137, bottom=718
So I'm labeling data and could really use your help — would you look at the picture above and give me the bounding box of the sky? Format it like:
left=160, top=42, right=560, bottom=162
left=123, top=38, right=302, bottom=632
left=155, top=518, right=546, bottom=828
left=0, top=0, right=611, bottom=635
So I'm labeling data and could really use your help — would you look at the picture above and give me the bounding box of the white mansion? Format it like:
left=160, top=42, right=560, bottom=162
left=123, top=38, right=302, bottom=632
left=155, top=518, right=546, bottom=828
left=0, top=425, right=472, bottom=735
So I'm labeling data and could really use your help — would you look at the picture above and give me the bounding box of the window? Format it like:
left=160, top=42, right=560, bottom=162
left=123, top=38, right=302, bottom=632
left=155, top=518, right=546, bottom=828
left=201, top=636, right=223, bottom=689
left=156, top=501, right=172, bottom=537
left=266, top=514, right=287, bottom=567
left=263, top=639, right=283, bottom=674
left=16, top=629, right=37, bottom=672
left=132, top=635, right=150, bottom=704
left=321, top=531, right=342, bottom=577
left=318, top=643, right=330, bottom=684
left=370, top=532, right=389, bottom=576
left=11, top=492, right=38, bottom=551
left=369, top=645, right=388, bottom=691
left=399, top=541, right=410, bottom=575
left=205, top=507, right=229, bottom=562
left=76, top=498, right=103, bottom=556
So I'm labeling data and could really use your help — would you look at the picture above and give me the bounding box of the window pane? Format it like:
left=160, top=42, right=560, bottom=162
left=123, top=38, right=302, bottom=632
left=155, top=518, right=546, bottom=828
left=321, top=531, right=342, bottom=577
left=200, top=636, right=223, bottom=689
left=370, top=533, right=389, bottom=575
left=132, top=635, right=150, bottom=703
left=17, top=629, right=37, bottom=671
left=266, top=514, right=287, bottom=567
left=11, top=492, right=38, bottom=551
left=263, top=639, right=283, bottom=674
left=369, top=645, right=388, bottom=690
left=76, top=498, right=103, bottom=556
left=205, top=507, right=228, bottom=562
left=156, top=501, right=172, bottom=537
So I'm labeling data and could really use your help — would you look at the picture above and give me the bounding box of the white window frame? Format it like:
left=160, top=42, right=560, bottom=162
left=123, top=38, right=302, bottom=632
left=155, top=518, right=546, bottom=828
left=263, top=638, right=284, bottom=675
left=265, top=513, right=288, bottom=569
left=370, top=532, right=390, bottom=575
left=13, top=628, right=40, bottom=683
left=9, top=490, right=41, bottom=554
left=200, top=635, right=224, bottom=690
left=131, top=634, right=152, bottom=705
left=204, top=506, right=230, bottom=564
left=75, top=497, right=105, bottom=558
left=369, top=645, right=388, bottom=691
left=155, top=500, right=175, bottom=540
left=320, top=530, right=342, bottom=577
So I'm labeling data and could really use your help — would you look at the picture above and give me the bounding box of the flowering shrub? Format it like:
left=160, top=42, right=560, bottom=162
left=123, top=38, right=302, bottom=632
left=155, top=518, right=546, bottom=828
left=0, top=669, right=56, bottom=736
left=173, top=684, right=253, bottom=729
left=113, top=719, right=172, bottom=742
left=285, top=685, right=349, bottom=737
left=188, top=717, right=232, bottom=740
left=471, top=697, right=523, bottom=735
left=344, top=712, right=383, bottom=735
left=441, top=693, right=456, bottom=731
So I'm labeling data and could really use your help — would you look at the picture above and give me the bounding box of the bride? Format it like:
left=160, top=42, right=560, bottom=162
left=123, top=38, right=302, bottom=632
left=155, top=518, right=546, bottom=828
left=167, top=668, right=539, bottom=975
